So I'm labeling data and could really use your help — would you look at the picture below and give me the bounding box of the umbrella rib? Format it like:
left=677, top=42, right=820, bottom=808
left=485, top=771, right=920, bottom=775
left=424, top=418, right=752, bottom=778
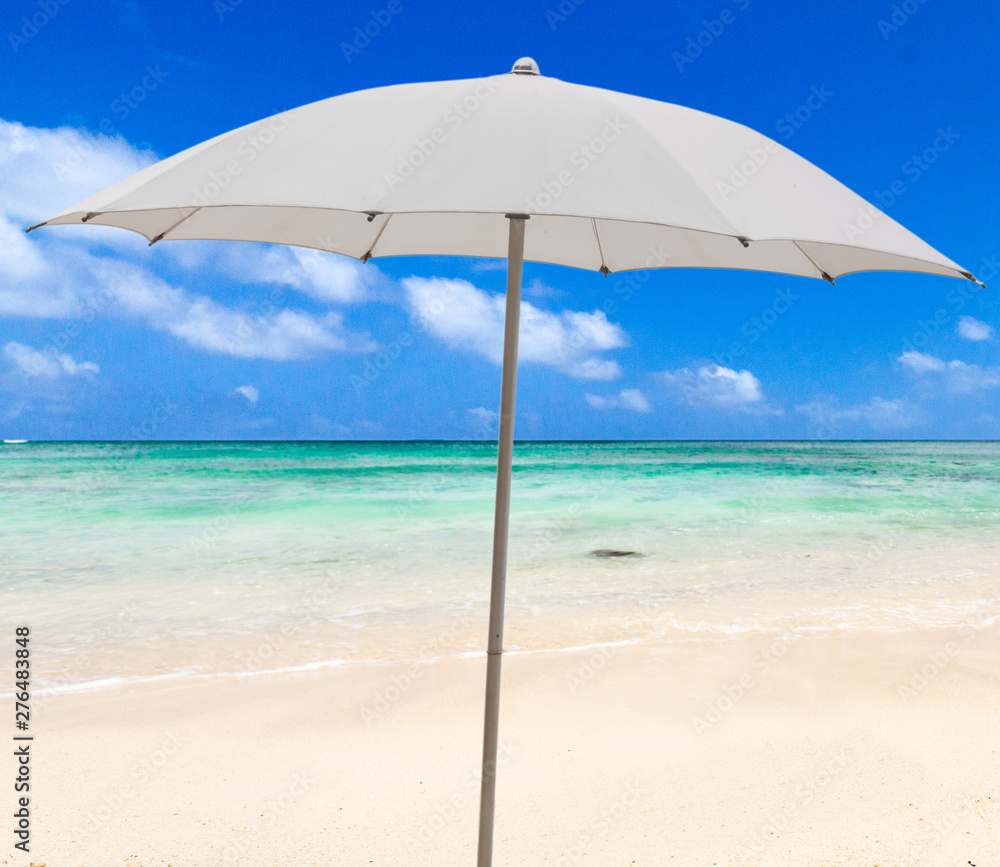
left=591, top=218, right=610, bottom=276
left=42, top=202, right=972, bottom=283
left=792, top=241, right=836, bottom=284
left=362, top=214, right=393, bottom=262
left=148, top=207, right=202, bottom=247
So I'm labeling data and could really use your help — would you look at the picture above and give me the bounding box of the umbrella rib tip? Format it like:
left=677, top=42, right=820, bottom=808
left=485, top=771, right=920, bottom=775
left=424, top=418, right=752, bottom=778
left=963, top=271, right=987, bottom=289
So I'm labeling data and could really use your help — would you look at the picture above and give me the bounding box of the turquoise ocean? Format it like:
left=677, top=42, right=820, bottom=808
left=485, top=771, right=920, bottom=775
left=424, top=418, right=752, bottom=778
left=1, top=441, right=998, bottom=693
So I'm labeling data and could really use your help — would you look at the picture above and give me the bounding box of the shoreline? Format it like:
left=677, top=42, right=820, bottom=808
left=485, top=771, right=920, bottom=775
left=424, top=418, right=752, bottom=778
left=10, top=610, right=1000, bottom=700
left=18, top=625, right=1000, bottom=865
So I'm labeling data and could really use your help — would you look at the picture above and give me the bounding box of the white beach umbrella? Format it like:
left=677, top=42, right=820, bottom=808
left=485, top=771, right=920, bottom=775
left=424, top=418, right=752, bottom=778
left=30, top=57, right=983, bottom=866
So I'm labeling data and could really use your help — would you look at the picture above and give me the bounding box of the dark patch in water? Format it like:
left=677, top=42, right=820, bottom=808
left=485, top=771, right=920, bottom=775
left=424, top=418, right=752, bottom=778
left=590, top=549, right=641, bottom=558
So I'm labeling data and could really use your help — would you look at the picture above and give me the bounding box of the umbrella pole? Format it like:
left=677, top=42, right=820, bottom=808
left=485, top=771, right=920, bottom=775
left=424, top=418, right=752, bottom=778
left=477, top=214, right=526, bottom=867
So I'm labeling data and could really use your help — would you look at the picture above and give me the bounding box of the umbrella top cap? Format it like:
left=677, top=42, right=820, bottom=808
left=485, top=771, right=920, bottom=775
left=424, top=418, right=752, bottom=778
left=510, top=57, right=540, bottom=75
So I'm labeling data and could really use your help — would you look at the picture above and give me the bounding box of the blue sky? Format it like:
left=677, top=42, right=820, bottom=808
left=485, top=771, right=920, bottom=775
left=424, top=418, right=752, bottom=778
left=1, top=0, right=997, bottom=440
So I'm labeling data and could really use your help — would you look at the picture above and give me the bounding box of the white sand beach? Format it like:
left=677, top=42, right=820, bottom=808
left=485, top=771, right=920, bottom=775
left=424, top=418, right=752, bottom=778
left=17, top=625, right=1000, bottom=866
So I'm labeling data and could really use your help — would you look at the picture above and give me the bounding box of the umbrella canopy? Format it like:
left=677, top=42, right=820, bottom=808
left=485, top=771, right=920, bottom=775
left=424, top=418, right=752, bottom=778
left=30, top=57, right=979, bottom=286
left=29, top=57, right=982, bottom=867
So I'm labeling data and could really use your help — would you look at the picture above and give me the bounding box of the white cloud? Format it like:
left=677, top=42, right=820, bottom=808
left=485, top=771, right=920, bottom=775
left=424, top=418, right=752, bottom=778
left=225, top=244, right=379, bottom=304
left=797, top=397, right=921, bottom=433
left=957, top=316, right=992, bottom=341
left=0, top=118, right=376, bottom=361
left=468, top=406, right=498, bottom=426
left=662, top=364, right=766, bottom=408
left=899, top=350, right=946, bottom=374
left=235, top=385, right=259, bottom=404
left=585, top=388, right=650, bottom=413
left=3, top=341, right=99, bottom=379
left=469, top=259, right=509, bottom=273
left=564, top=358, right=621, bottom=381
left=899, top=351, right=1000, bottom=392
left=0, top=118, right=156, bottom=227
left=403, top=277, right=627, bottom=380
left=523, top=278, right=566, bottom=300
left=91, top=258, right=368, bottom=360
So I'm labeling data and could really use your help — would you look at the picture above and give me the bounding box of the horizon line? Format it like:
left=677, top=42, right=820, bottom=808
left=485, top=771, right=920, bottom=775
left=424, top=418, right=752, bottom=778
left=3, top=439, right=999, bottom=445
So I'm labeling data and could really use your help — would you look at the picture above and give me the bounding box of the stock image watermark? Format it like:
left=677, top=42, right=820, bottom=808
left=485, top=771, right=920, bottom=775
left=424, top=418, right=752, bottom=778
left=896, top=608, right=999, bottom=705
left=843, top=126, right=960, bottom=243
left=22, top=258, right=157, bottom=376
left=774, top=85, right=833, bottom=141
left=38, top=603, right=140, bottom=704
left=63, top=401, right=179, bottom=506
left=526, top=469, right=619, bottom=563
left=877, top=0, right=930, bottom=40
left=190, top=109, right=296, bottom=207
left=189, top=493, right=253, bottom=551
left=735, top=751, right=850, bottom=863
left=523, top=117, right=628, bottom=213
left=735, top=477, right=781, bottom=521
left=360, top=612, right=476, bottom=723
left=387, top=471, right=452, bottom=526
left=340, top=0, right=404, bottom=62
left=692, top=637, right=789, bottom=734
left=71, top=730, right=188, bottom=843
left=714, top=287, right=799, bottom=367
left=672, top=0, right=751, bottom=73
left=233, top=569, right=346, bottom=678
left=359, top=263, right=485, bottom=392
left=214, top=771, right=314, bottom=865
left=403, top=739, right=519, bottom=853
left=900, top=275, right=986, bottom=355
left=351, top=329, right=413, bottom=393
left=566, top=594, right=669, bottom=694
left=600, top=244, right=674, bottom=316
left=52, top=65, right=169, bottom=179
left=545, top=0, right=586, bottom=31
left=7, top=0, right=70, bottom=53
left=231, top=232, right=345, bottom=347
left=13, top=626, right=32, bottom=853
left=554, top=781, right=644, bottom=866
left=883, top=795, right=976, bottom=866
left=213, top=0, right=249, bottom=22
left=382, top=77, right=503, bottom=192
left=716, top=138, right=782, bottom=203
